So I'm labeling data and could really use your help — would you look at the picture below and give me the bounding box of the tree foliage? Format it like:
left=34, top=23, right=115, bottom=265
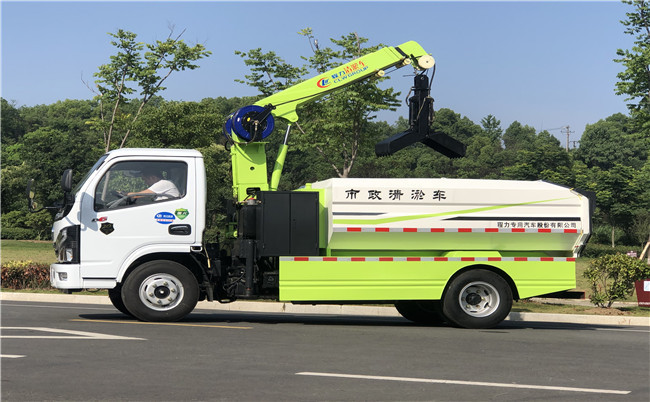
left=574, top=113, right=645, bottom=170
left=88, top=28, right=211, bottom=151
left=615, top=0, right=650, bottom=130
left=234, top=29, right=400, bottom=178
left=1, top=27, right=648, bottom=248
left=1, top=99, right=26, bottom=146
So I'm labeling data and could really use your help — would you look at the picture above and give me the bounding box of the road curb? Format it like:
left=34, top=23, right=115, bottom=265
left=2, top=292, right=648, bottom=327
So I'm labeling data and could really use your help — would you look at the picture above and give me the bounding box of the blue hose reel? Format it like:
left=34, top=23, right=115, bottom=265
left=224, top=105, right=275, bottom=142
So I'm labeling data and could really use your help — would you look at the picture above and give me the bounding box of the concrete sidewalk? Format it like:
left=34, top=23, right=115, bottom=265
left=1, top=292, right=648, bottom=327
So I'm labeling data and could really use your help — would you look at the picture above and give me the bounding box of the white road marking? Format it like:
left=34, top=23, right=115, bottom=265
left=1, top=327, right=145, bottom=340
left=71, top=318, right=252, bottom=330
left=595, top=328, right=650, bottom=333
left=2, top=303, right=114, bottom=311
left=296, top=372, right=631, bottom=395
left=1, top=354, right=26, bottom=358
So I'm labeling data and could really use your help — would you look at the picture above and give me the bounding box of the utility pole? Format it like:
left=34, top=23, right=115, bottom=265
left=548, top=125, right=575, bottom=151
left=563, top=125, right=574, bottom=151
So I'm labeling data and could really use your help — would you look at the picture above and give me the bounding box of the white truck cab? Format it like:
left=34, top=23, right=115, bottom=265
left=50, top=148, right=206, bottom=291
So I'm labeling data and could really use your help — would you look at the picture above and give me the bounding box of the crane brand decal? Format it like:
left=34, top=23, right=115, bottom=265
left=316, top=78, right=331, bottom=88
left=155, top=212, right=175, bottom=224
left=317, top=61, right=368, bottom=88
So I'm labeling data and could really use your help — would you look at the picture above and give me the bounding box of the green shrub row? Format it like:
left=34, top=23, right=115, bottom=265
left=581, top=243, right=642, bottom=258
left=1, top=227, right=42, bottom=240
left=1, top=260, right=52, bottom=290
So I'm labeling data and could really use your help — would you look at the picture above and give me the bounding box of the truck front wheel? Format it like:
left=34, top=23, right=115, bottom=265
left=442, top=269, right=512, bottom=329
left=108, top=286, right=132, bottom=317
left=122, top=260, right=199, bottom=322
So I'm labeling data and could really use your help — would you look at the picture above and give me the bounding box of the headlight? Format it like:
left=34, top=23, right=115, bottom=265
left=55, top=225, right=80, bottom=263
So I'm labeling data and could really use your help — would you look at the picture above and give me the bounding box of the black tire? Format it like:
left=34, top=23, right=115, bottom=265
left=108, top=287, right=133, bottom=317
left=395, top=300, right=446, bottom=325
left=121, top=260, right=199, bottom=322
left=442, top=269, right=512, bottom=329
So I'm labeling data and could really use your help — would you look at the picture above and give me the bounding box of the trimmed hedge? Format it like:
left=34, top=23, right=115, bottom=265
left=1, top=227, right=41, bottom=240
left=1, top=260, right=52, bottom=290
left=582, top=243, right=643, bottom=258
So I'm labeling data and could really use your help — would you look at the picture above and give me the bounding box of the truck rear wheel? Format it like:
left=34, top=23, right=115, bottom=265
left=395, top=301, right=446, bottom=325
left=442, top=269, right=512, bottom=329
left=121, top=260, right=199, bottom=322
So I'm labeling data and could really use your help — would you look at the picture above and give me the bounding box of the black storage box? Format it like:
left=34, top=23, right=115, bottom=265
left=256, top=191, right=319, bottom=257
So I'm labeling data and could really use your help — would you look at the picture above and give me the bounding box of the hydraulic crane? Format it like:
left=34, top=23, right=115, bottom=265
left=222, top=41, right=466, bottom=201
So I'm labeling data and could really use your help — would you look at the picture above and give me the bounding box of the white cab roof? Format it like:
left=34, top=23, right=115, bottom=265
left=105, top=148, right=203, bottom=159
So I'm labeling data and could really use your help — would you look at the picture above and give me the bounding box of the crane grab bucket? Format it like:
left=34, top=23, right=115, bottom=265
left=375, top=74, right=466, bottom=158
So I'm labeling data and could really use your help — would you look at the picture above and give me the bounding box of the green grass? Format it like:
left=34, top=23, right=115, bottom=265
left=1, top=239, right=55, bottom=264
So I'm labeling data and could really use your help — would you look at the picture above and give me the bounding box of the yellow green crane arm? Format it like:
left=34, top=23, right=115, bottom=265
left=225, top=40, right=465, bottom=202
left=254, top=41, right=435, bottom=123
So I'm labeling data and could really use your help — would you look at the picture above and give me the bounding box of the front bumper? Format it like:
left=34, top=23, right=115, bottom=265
left=50, top=263, right=83, bottom=289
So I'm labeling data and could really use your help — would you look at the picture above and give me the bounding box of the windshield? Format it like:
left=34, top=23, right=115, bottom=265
left=55, top=154, right=108, bottom=221
left=73, top=154, right=108, bottom=195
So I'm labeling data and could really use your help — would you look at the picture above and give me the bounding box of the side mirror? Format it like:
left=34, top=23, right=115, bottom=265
left=26, top=173, right=72, bottom=214
left=26, top=178, right=39, bottom=212
left=61, top=169, right=73, bottom=193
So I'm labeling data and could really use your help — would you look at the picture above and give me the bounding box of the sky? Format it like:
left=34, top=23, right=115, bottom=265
left=0, top=0, right=635, bottom=146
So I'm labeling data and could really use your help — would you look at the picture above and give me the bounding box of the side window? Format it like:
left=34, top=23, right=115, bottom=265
left=94, top=161, right=187, bottom=211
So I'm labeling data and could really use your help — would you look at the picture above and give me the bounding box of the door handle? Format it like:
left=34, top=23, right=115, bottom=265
left=168, top=224, right=191, bottom=236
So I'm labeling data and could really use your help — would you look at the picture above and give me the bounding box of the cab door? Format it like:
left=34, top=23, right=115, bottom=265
left=78, top=157, right=198, bottom=281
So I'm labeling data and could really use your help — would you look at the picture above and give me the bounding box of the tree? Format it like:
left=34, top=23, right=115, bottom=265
left=0, top=98, right=25, bottom=146
left=1, top=125, right=103, bottom=237
left=576, top=164, right=639, bottom=247
left=1, top=100, right=103, bottom=216
left=199, top=143, right=234, bottom=240
left=88, top=28, right=211, bottom=151
left=234, top=49, right=306, bottom=96
left=614, top=0, right=650, bottom=130
left=480, top=114, right=503, bottom=144
left=502, top=121, right=536, bottom=152
left=574, top=113, right=644, bottom=170
left=235, top=29, right=400, bottom=178
left=129, top=99, right=223, bottom=149
left=500, top=125, right=571, bottom=182
left=629, top=160, right=650, bottom=246
left=454, top=135, right=504, bottom=179
left=439, top=111, right=502, bottom=179
left=19, top=127, right=103, bottom=204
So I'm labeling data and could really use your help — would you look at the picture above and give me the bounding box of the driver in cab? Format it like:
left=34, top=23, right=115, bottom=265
left=127, top=168, right=180, bottom=201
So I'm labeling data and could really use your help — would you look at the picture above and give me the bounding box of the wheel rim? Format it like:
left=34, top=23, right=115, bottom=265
left=138, top=273, right=185, bottom=311
left=457, top=281, right=500, bottom=317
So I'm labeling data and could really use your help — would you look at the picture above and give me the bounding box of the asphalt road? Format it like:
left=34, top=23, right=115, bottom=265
left=2, top=300, right=649, bottom=401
